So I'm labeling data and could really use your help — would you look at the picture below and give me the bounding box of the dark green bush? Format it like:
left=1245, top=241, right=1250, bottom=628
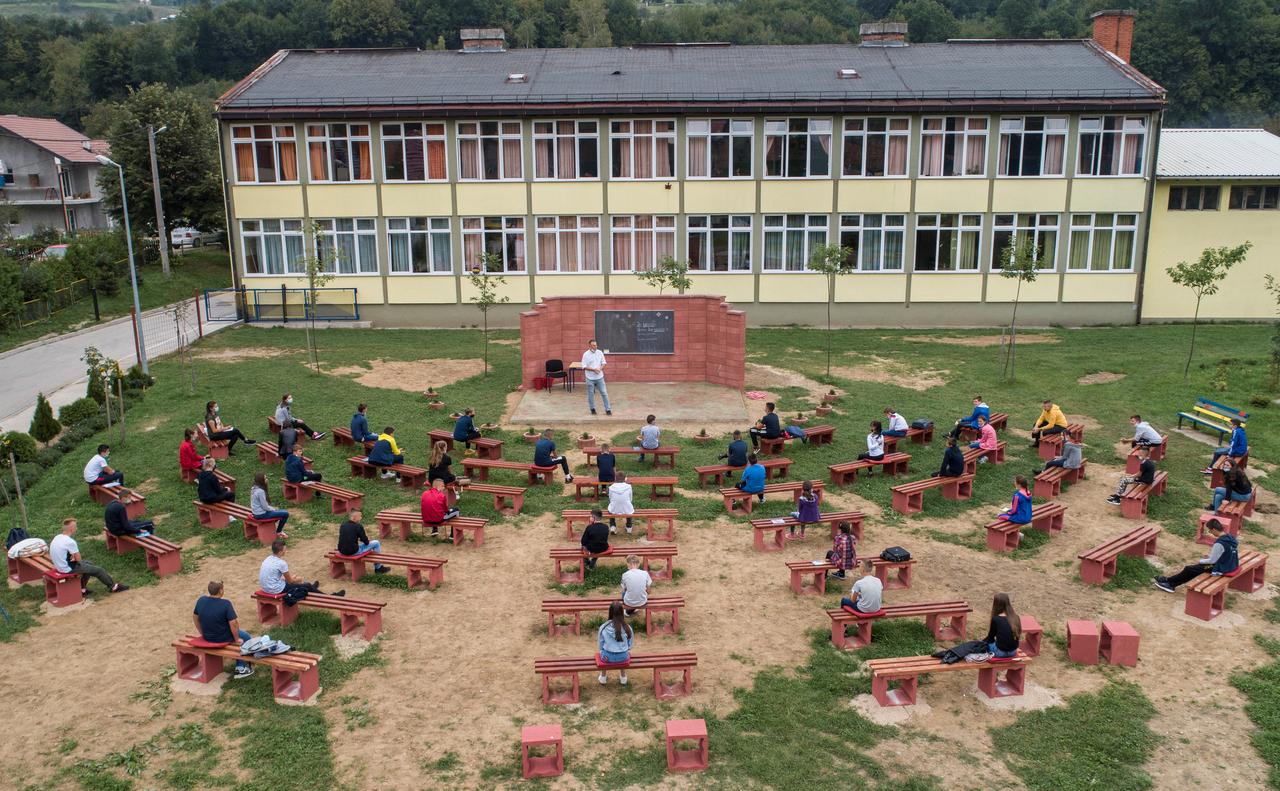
left=124, top=364, right=154, bottom=390
left=59, top=397, right=101, bottom=426
left=29, top=393, right=61, bottom=443
left=19, top=264, right=54, bottom=302
left=1, top=431, right=38, bottom=463
left=35, top=447, right=63, bottom=468
left=14, top=462, right=42, bottom=490
left=1250, top=395, right=1272, bottom=408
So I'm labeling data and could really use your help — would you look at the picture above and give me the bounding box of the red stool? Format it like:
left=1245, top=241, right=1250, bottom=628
left=1019, top=614, right=1043, bottom=657
left=520, top=724, right=564, bottom=779
left=1100, top=620, right=1139, bottom=667
left=665, top=718, right=709, bottom=773
left=1066, top=619, right=1099, bottom=665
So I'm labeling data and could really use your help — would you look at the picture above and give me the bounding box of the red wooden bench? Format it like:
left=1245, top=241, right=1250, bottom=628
left=1038, top=423, right=1085, bottom=460
left=541, top=596, right=684, bottom=637
left=1184, top=550, right=1267, bottom=621
left=867, top=651, right=1032, bottom=707
left=347, top=456, right=428, bottom=488
left=103, top=530, right=183, bottom=577
left=562, top=509, right=678, bottom=542
left=1077, top=525, right=1159, bottom=584
left=192, top=500, right=282, bottom=544
left=827, top=600, right=971, bottom=650
left=372, top=508, right=489, bottom=545
left=785, top=558, right=915, bottom=596
left=958, top=413, right=1008, bottom=441
left=462, top=458, right=558, bottom=485
left=534, top=652, right=697, bottom=704
left=719, top=480, right=824, bottom=515
left=1126, top=435, right=1168, bottom=473
left=281, top=479, right=364, bottom=514
left=828, top=453, right=912, bottom=486
left=1210, top=450, right=1249, bottom=489
left=550, top=545, right=676, bottom=584
left=181, top=466, right=235, bottom=492
left=889, top=474, right=975, bottom=515
left=253, top=590, right=386, bottom=641
left=985, top=502, right=1067, bottom=552
left=583, top=445, right=680, bottom=470
left=575, top=476, right=677, bottom=502
left=87, top=485, right=146, bottom=518
left=961, top=442, right=1007, bottom=473
left=461, top=482, right=526, bottom=514
left=173, top=634, right=321, bottom=704
left=694, top=458, right=791, bottom=487
left=1120, top=471, right=1168, bottom=519
left=1198, top=491, right=1256, bottom=541
left=748, top=510, right=865, bottom=552
left=195, top=425, right=229, bottom=459
left=326, top=549, right=446, bottom=589
left=758, top=424, right=835, bottom=455
left=427, top=429, right=504, bottom=459
left=257, top=442, right=312, bottom=466
left=1033, top=460, right=1088, bottom=499
left=331, top=427, right=375, bottom=452
left=7, top=553, right=84, bottom=607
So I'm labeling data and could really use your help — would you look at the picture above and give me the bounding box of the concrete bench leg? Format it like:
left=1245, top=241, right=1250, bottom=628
left=1120, top=497, right=1147, bottom=520
left=877, top=563, right=912, bottom=590
left=978, top=666, right=1026, bottom=698
left=548, top=611, right=581, bottom=637
left=646, top=556, right=674, bottom=582
left=1079, top=557, right=1116, bottom=585
left=329, top=558, right=350, bottom=580
left=176, top=647, right=223, bottom=684
left=986, top=527, right=1019, bottom=552
left=790, top=569, right=825, bottom=596
left=872, top=674, right=917, bottom=707
left=197, top=507, right=231, bottom=529
left=647, top=519, right=674, bottom=542
left=257, top=597, right=286, bottom=627
left=1019, top=616, right=1043, bottom=657
left=148, top=550, right=183, bottom=577
left=8, top=557, right=42, bottom=584
left=1229, top=564, right=1265, bottom=593
left=925, top=612, right=966, bottom=641
left=44, top=575, right=84, bottom=607
left=555, top=558, right=584, bottom=585
left=244, top=520, right=278, bottom=545
left=273, top=664, right=320, bottom=703
left=346, top=609, right=381, bottom=639
left=645, top=606, right=679, bottom=636
left=542, top=672, right=581, bottom=705
left=1184, top=589, right=1223, bottom=621
left=833, top=619, right=874, bottom=650
left=654, top=666, right=692, bottom=700
left=754, top=527, right=786, bottom=552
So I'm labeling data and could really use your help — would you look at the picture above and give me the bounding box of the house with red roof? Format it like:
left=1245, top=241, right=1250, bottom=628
left=0, top=114, right=111, bottom=237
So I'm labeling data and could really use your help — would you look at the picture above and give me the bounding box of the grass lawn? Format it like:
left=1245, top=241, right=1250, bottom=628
left=1, top=321, right=1277, bottom=790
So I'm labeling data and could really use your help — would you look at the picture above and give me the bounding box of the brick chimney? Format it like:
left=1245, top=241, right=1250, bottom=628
left=859, top=22, right=908, bottom=47
left=1090, top=10, right=1136, bottom=63
left=460, top=28, right=507, bottom=53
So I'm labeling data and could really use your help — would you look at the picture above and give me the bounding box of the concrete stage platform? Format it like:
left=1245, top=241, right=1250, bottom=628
left=509, top=381, right=750, bottom=428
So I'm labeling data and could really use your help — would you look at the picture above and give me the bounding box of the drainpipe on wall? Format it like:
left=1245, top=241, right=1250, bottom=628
left=1133, top=108, right=1163, bottom=325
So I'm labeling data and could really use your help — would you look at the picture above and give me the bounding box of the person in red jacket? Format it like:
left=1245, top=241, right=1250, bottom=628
left=419, top=478, right=459, bottom=539
left=180, top=427, right=204, bottom=475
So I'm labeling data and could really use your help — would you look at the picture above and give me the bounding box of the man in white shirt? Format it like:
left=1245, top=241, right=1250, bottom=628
left=840, top=559, right=883, bottom=614
left=580, top=339, right=612, bottom=416
left=1125, top=414, right=1163, bottom=448
left=607, top=471, right=634, bottom=534
left=83, top=444, right=124, bottom=486
left=620, top=555, right=652, bottom=616
left=50, top=517, right=128, bottom=595
left=882, top=408, right=909, bottom=438
left=258, top=539, right=294, bottom=595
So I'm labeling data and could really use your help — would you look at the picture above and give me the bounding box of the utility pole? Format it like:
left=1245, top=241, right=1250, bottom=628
left=148, top=125, right=170, bottom=278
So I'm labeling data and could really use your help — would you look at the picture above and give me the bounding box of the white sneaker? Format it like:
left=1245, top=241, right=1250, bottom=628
left=625, top=526, right=633, bottom=535
left=598, top=673, right=607, bottom=685
left=380, top=470, right=396, bottom=479
left=566, top=474, right=575, bottom=482
left=609, top=525, right=617, bottom=534
left=227, top=516, right=237, bottom=523
left=619, top=673, right=628, bottom=685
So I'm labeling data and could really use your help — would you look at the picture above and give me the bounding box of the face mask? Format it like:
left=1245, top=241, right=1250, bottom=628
left=286, top=397, right=293, bottom=405
left=214, top=406, right=220, bottom=414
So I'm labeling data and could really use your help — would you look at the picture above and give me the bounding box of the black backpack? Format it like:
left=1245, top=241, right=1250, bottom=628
left=880, top=546, right=911, bottom=563
left=5, top=527, right=28, bottom=550
left=911, top=419, right=934, bottom=430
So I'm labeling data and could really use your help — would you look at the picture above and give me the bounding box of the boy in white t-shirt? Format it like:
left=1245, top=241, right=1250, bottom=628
left=620, top=555, right=652, bottom=616
left=637, top=414, right=661, bottom=463
left=840, top=559, right=883, bottom=614
left=607, top=471, right=635, bottom=534
left=49, top=517, right=128, bottom=595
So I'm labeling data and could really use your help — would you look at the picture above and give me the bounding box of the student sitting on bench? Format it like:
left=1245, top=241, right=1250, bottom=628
left=933, top=437, right=966, bottom=478
left=968, top=415, right=998, bottom=462
left=856, top=421, right=886, bottom=472
left=826, top=521, right=857, bottom=580
left=840, top=558, right=882, bottom=614
left=427, top=440, right=457, bottom=485
left=718, top=430, right=750, bottom=478
left=1152, top=519, right=1238, bottom=592
left=789, top=480, right=820, bottom=539
left=883, top=408, right=909, bottom=438
left=534, top=429, right=574, bottom=482
left=105, top=491, right=154, bottom=538
left=749, top=402, right=782, bottom=449
left=982, top=593, right=1021, bottom=659
left=197, top=458, right=236, bottom=508
left=597, top=601, right=634, bottom=686
left=51, top=517, right=128, bottom=596
left=420, top=478, right=460, bottom=539
left=286, top=445, right=323, bottom=485
left=275, top=393, right=324, bottom=440
left=1041, top=438, right=1083, bottom=473
left=194, top=580, right=254, bottom=679
left=250, top=473, right=289, bottom=538
left=84, top=444, right=124, bottom=487
left=950, top=395, right=990, bottom=439
left=607, top=472, right=635, bottom=534
left=259, top=539, right=342, bottom=600
left=1107, top=445, right=1153, bottom=506
left=278, top=425, right=301, bottom=458
left=997, top=476, right=1033, bottom=525
left=367, top=428, right=403, bottom=479
left=453, top=407, right=482, bottom=451
left=1030, top=399, right=1068, bottom=448
left=594, top=442, right=617, bottom=485
left=620, top=554, right=652, bottom=616
left=205, top=400, right=255, bottom=454
left=1203, top=418, right=1248, bottom=473
left=337, top=509, right=389, bottom=573
left=735, top=454, right=766, bottom=501
left=1124, top=414, right=1162, bottom=448
left=638, top=414, right=661, bottom=463
left=180, top=428, right=204, bottom=476
left=580, top=508, right=611, bottom=569
left=1208, top=461, right=1253, bottom=513
left=350, top=403, right=378, bottom=443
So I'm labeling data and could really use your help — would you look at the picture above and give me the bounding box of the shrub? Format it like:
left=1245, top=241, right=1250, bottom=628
left=1211, top=362, right=1230, bottom=393
left=19, top=264, right=54, bottom=302
left=29, top=393, right=61, bottom=443
left=35, top=447, right=63, bottom=468
left=65, top=232, right=127, bottom=297
left=1, top=431, right=38, bottom=463
left=59, top=397, right=101, bottom=426
left=14, top=461, right=42, bottom=490
left=1250, top=395, right=1272, bottom=408
left=0, top=253, right=20, bottom=331
left=86, top=370, right=106, bottom=404
left=124, top=364, right=154, bottom=390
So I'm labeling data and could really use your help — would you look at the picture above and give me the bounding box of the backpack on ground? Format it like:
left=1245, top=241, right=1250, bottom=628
left=910, top=419, right=934, bottom=430
left=786, top=425, right=807, bottom=439
left=880, top=546, right=911, bottom=563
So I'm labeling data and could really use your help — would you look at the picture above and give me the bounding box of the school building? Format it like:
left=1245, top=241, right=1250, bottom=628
left=212, top=13, right=1279, bottom=327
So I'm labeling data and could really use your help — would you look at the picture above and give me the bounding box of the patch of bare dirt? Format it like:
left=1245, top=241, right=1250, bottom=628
left=189, top=347, right=292, bottom=363
left=834, top=354, right=949, bottom=391
left=898, top=333, right=1060, bottom=347
left=1077, top=371, right=1127, bottom=385
left=489, top=339, right=520, bottom=345
left=327, top=358, right=486, bottom=393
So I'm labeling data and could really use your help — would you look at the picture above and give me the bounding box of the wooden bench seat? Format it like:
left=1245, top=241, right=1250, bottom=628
left=1185, top=550, right=1267, bottom=621
left=192, top=500, right=283, bottom=544
left=195, top=426, right=229, bottom=459
left=719, top=480, right=825, bottom=515
left=890, top=474, right=975, bottom=515
left=257, top=442, right=313, bottom=466
left=827, top=600, right=972, bottom=650
left=326, top=549, right=446, bottom=589
left=427, top=429, right=503, bottom=459
left=1120, top=471, right=1169, bottom=519
left=1202, top=490, right=1257, bottom=538
left=550, top=545, right=676, bottom=584
left=867, top=651, right=1032, bottom=707
left=373, top=508, right=489, bottom=545
left=584, top=445, right=680, bottom=469
left=758, top=424, right=835, bottom=455
left=173, top=634, right=321, bottom=704
left=828, top=453, right=912, bottom=486
left=331, top=427, right=375, bottom=452
left=748, top=510, right=865, bottom=552
left=253, top=590, right=386, bottom=641
left=462, top=458, right=558, bottom=486
left=985, top=502, right=1067, bottom=552
left=961, top=442, right=1007, bottom=473
left=575, top=476, right=677, bottom=502
left=562, top=509, right=678, bottom=542
left=785, top=558, right=915, bottom=596
left=281, top=480, right=364, bottom=515
left=7, top=553, right=84, bottom=607
left=959, top=412, right=1008, bottom=440
left=1126, top=436, right=1168, bottom=473
left=347, top=456, right=428, bottom=488
left=534, top=651, right=697, bottom=704
left=103, top=530, right=183, bottom=577
left=1038, top=423, right=1086, bottom=460
left=541, top=596, right=685, bottom=637
left=694, top=458, right=791, bottom=487
left=462, top=482, right=527, bottom=514
left=87, top=484, right=146, bottom=518
left=1033, top=460, right=1088, bottom=499
left=1078, top=525, right=1159, bottom=584
left=181, top=466, right=235, bottom=491
left=1209, top=450, right=1249, bottom=489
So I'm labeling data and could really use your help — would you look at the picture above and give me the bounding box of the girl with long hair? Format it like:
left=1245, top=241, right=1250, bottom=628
left=597, top=601, right=634, bottom=685
left=983, top=592, right=1022, bottom=659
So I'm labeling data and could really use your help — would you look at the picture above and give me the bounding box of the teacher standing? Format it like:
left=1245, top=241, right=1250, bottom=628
left=581, top=339, right=612, bottom=415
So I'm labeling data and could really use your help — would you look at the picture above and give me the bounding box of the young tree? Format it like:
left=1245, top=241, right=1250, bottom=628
left=82, top=345, right=112, bottom=404
left=1166, top=243, right=1252, bottom=378
left=1265, top=274, right=1280, bottom=390
left=635, top=256, right=692, bottom=295
left=301, top=222, right=337, bottom=374
left=997, top=236, right=1040, bottom=382
left=807, top=243, right=854, bottom=376
left=29, top=393, right=61, bottom=444
left=468, top=255, right=511, bottom=375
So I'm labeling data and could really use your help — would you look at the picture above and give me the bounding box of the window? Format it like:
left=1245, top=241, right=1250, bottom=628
left=241, top=219, right=305, bottom=275
left=1068, top=213, right=1137, bottom=271
left=687, top=215, right=752, bottom=272
left=997, top=117, right=1066, bottom=177
left=458, top=121, right=523, bottom=181
left=915, top=214, right=982, bottom=271
left=764, top=118, right=832, bottom=178
left=920, top=117, right=987, bottom=177
left=687, top=119, right=753, bottom=178
left=388, top=217, right=451, bottom=274
left=992, top=214, right=1058, bottom=270
left=315, top=218, right=378, bottom=274
left=533, top=121, right=599, bottom=180
left=382, top=123, right=446, bottom=182
left=838, top=214, right=906, bottom=271
left=1167, top=185, right=1221, bottom=211
left=306, top=124, right=372, bottom=182
left=462, top=216, right=526, bottom=272
left=610, top=119, right=675, bottom=180
left=762, top=214, right=828, bottom=271
left=842, top=117, right=909, bottom=177
left=536, top=216, right=601, bottom=272
left=1077, top=116, right=1146, bottom=176
left=1228, top=185, right=1279, bottom=210
left=610, top=215, right=676, bottom=272
left=232, top=125, right=298, bottom=183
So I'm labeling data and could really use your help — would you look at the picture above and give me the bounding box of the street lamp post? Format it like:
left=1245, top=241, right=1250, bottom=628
left=97, top=154, right=149, bottom=375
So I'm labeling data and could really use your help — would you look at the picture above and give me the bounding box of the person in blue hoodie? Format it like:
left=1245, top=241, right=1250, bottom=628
left=453, top=407, right=482, bottom=451
left=949, top=395, right=991, bottom=439
left=350, top=404, right=378, bottom=443
left=533, top=429, right=573, bottom=482
left=995, top=476, right=1033, bottom=525
left=1204, top=418, right=1248, bottom=473
left=596, top=442, right=617, bottom=484
left=597, top=601, right=634, bottom=686
left=718, top=430, right=750, bottom=479
left=735, top=453, right=766, bottom=502
left=285, top=445, right=322, bottom=484
left=1153, top=519, right=1239, bottom=592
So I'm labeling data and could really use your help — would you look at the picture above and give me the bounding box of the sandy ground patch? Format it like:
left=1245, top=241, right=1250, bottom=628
left=898, top=333, right=1060, bottom=347
left=745, top=362, right=831, bottom=402
left=327, top=358, right=487, bottom=393
left=834, top=354, right=949, bottom=391
left=190, top=347, right=292, bottom=363
left=1078, top=371, right=1127, bottom=385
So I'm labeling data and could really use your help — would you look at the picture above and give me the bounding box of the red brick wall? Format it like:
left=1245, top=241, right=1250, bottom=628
left=1091, top=10, right=1135, bottom=63
left=519, top=295, right=746, bottom=389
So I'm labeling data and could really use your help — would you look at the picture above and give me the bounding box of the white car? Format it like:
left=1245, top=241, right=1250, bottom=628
left=170, top=227, right=203, bottom=248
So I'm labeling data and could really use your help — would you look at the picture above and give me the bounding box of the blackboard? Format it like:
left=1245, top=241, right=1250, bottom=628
left=594, top=310, right=675, bottom=355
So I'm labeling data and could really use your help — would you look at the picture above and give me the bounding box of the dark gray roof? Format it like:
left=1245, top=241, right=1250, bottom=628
left=217, top=41, right=1164, bottom=116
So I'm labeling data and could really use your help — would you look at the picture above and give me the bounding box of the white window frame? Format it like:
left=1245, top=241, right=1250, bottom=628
left=240, top=219, right=306, bottom=276
left=919, top=116, right=988, bottom=178
left=838, top=214, right=906, bottom=271
left=991, top=213, right=1059, bottom=272
left=609, top=215, right=677, bottom=273
left=231, top=124, right=298, bottom=184
left=305, top=123, right=373, bottom=183
left=462, top=216, right=527, bottom=273
left=381, top=122, right=448, bottom=182
left=997, top=116, right=1067, bottom=177
left=762, top=214, right=829, bottom=272
left=686, top=215, right=752, bottom=273
left=533, top=120, right=600, bottom=181
left=914, top=213, right=983, bottom=272
left=686, top=118, right=753, bottom=179
left=764, top=118, right=833, bottom=179
left=387, top=217, right=452, bottom=275
left=609, top=118, right=676, bottom=180
left=1076, top=116, right=1146, bottom=177
left=535, top=215, right=602, bottom=273
left=841, top=117, right=910, bottom=178
left=315, top=218, right=379, bottom=275
left=457, top=121, right=524, bottom=182
left=1067, top=213, right=1138, bottom=272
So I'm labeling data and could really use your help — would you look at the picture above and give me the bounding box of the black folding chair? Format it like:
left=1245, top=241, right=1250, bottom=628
left=544, top=359, right=569, bottom=391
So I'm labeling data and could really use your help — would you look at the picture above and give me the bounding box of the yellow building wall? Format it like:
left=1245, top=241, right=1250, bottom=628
left=606, top=273, right=667, bottom=295
left=455, top=183, right=528, bottom=216
left=1068, top=180, right=1146, bottom=212
left=914, top=180, right=989, bottom=213
left=531, top=183, right=604, bottom=215
left=683, top=181, right=755, bottom=213
left=386, top=277, right=459, bottom=305
left=607, top=182, right=680, bottom=214
left=381, top=184, right=454, bottom=216
left=757, top=273, right=828, bottom=302
left=240, top=275, right=384, bottom=306
left=990, top=180, right=1069, bottom=213
left=306, top=185, right=378, bottom=217
left=1061, top=273, right=1138, bottom=303
left=833, top=274, right=908, bottom=303
left=910, top=274, right=983, bottom=302
left=836, top=180, right=912, bottom=213
left=460, top=273, right=531, bottom=305
left=1142, top=182, right=1280, bottom=320
left=231, top=186, right=305, bottom=218
left=683, top=274, right=755, bottom=302
left=532, top=274, right=607, bottom=299
left=759, top=181, right=834, bottom=213
left=984, top=274, right=1061, bottom=303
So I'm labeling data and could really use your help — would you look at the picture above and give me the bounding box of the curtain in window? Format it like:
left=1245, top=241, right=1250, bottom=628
left=426, top=140, right=445, bottom=179
left=764, top=135, right=783, bottom=176
left=534, top=140, right=553, bottom=179
left=401, top=140, right=423, bottom=181
left=763, top=232, right=782, bottom=270
left=632, top=137, right=651, bottom=178
left=687, top=138, right=707, bottom=177
left=964, top=136, right=986, bottom=175
left=958, top=232, right=978, bottom=270
left=277, top=142, right=297, bottom=180
left=1121, top=135, right=1142, bottom=175
left=430, top=232, right=450, bottom=272
left=355, top=142, right=372, bottom=180
left=263, top=237, right=283, bottom=275
left=390, top=234, right=410, bottom=272
left=581, top=230, right=600, bottom=271
left=235, top=144, right=255, bottom=181
left=612, top=230, right=631, bottom=271
left=459, top=140, right=479, bottom=180
left=613, top=138, right=632, bottom=178
left=1043, top=136, right=1064, bottom=175
left=308, top=143, right=327, bottom=180
left=538, top=231, right=558, bottom=271
left=562, top=229, right=582, bottom=271
left=358, top=232, right=377, bottom=272
left=463, top=233, right=483, bottom=270
left=1090, top=229, right=1112, bottom=271
left=1113, top=230, right=1134, bottom=269
left=886, top=136, right=907, bottom=176
left=244, top=237, right=263, bottom=273
left=731, top=233, right=749, bottom=271
left=655, top=139, right=673, bottom=178
left=786, top=231, right=804, bottom=271
left=557, top=135, right=576, bottom=178
left=920, top=136, right=943, bottom=176
left=997, top=136, right=1011, bottom=176
left=1068, top=230, right=1088, bottom=269
left=502, top=139, right=522, bottom=179
left=656, top=227, right=675, bottom=263
left=636, top=227, right=654, bottom=272
left=508, top=233, right=526, bottom=271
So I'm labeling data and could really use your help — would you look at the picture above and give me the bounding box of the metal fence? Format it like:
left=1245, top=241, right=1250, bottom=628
left=133, top=297, right=205, bottom=364
left=203, top=287, right=361, bottom=323
left=1, top=278, right=92, bottom=329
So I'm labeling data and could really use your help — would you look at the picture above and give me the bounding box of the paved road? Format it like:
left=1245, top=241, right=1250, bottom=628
left=0, top=297, right=235, bottom=433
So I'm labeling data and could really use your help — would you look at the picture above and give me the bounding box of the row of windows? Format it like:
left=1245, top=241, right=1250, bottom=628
left=240, top=212, right=1137, bottom=277
left=231, top=114, right=1148, bottom=185
left=1168, top=185, right=1280, bottom=211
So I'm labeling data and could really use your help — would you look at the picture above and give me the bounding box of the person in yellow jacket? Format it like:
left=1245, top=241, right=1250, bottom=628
left=1030, top=400, right=1068, bottom=448
left=378, top=427, right=405, bottom=459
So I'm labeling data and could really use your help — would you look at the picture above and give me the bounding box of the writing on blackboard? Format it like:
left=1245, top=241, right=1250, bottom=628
left=594, top=310, right=675, bottom=354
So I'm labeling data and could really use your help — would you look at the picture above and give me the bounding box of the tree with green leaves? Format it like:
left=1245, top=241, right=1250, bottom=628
left=328, top=0, right=410, bottom=47
left=807, top=243, right=853, bottom=377
left=565, top=0, right=613, bottom=47
left=635, top=256, right=692, bottom=295
left=998, top=236, right=1040, bottom=381
left=1166, top=243, right=1252, bottom=378
left=29, top=393, right=60, bottom=444
left=83, top=345, right=112, bottom=405
left=469, top=255, right=511, bottom=375
left=302, top=222, right=337, bottom=374
left=1264, top=274, right=1280, bottom=390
